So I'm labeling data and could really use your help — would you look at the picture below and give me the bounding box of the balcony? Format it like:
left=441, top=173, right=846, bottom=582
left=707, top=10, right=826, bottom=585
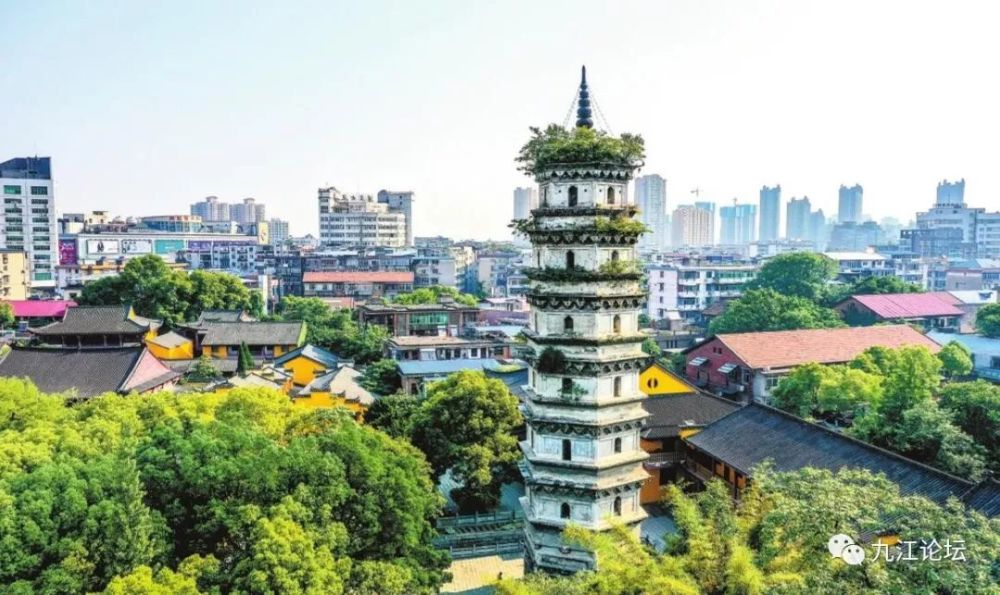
left=644, top=451, right=683, bottom=469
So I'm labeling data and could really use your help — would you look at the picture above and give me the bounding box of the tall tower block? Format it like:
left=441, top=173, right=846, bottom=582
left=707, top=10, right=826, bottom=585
left=517, top=67, right=649, bottom=573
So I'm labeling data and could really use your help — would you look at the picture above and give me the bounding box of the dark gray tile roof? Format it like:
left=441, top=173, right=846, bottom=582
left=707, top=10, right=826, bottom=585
left=200, top=321, right=305, bottom=346
left=686, top=404, right=974, bottom=505
left=0, top=347, right=143, bottom=397
left=642, top=393, right=741, bottom=439
left=32, top=305, right=160, bottom=336
left=196, top=310, right=255, bottom=324
left=962, top=479, right=1000, bottom=518
left=485, top=368, right=529, bottom=401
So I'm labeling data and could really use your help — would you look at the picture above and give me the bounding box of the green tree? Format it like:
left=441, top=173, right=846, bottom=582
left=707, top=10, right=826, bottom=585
left=236, top=341, right=254, bottom=375
left=637, top=312, right=651, bottom=328
left=708, top=289, right=845, bottom=334
left=363, top=394, right=422, bottom=439
left=641, top=337, right=662, bottom=358
left=185, top=354, right=221, bottom=382
left=359, top=359, right=402, bottom=396
left=975, top=302, right=1000, bottom=337
left=939, top=380, right=1000, bottom=474
left=410, top=371, right=523, bottom=512
left=393, top=285, right=478, bottom=307
left=746, top=252, right=838, bottom=302
left=0, top=302, right=14, bottom=329
left=276, top=296, right=387, bottom=365
left=937, top=340, right=973, bottom=378
left=772, top=363, right=883, bottom=420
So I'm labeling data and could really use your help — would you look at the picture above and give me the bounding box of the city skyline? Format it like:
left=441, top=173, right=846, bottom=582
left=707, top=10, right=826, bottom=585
left=4, top=1, right=1000, bottom=240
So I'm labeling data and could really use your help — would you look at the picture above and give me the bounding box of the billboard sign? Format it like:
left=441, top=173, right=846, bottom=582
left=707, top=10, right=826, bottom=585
left=154, top=239, right=186, bottom=255
left=58, top=239, right=78, bottom=265
left=86, top=239, right=120, bottom=255
left=120, top=239, right=153, bottom=254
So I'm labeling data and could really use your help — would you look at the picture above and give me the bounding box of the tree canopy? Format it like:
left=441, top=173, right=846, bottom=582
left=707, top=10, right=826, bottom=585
left=708, top=289, right=844, bottom=334
left=502, top=467, right=998, bottom=595
left=392, top=285, right=478, bottom=307
left=0, top=380, right=449, bottom=593
left=746, top=252, right=838, bottom=302
left=359, top=358, right=402, bottom=396
left=77, top=255, right=264, bottom=326
left=0, top=302, right=13, bottom=329
left=975, top=302, right=1000, bottom=337
left=516, top=125, right=645, bottom=176
left=275, top=296, right=388, bottom=365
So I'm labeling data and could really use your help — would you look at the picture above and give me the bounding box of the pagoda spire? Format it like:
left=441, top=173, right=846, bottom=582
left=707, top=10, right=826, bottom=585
left=575, top=65, right=593, bottom=128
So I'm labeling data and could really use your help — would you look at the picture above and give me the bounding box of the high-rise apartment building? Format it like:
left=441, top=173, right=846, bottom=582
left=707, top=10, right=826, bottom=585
left=190, top=196, right=231, bottom=222
left=231, top=197, right=267, bottom=224
left=268, top=218, right=290, bottom=247
left=377, top=190, right=415, bottom=246
left=513, top=187, right=538, bottom=221
left=719, top=203, right=757, bottom=245
left=905, top=179, right=1000, bottom=258
left=838, top=184, right=863, bottom=224
left=694, top=201, right=716, bottom=245
left=758, top=185, right=781, bottom=241
left=0, top=157, right=58, bottom=289
left=786, top=197, right=812, bottom=240
left=634, top=174, right=668, bottom=250
left=671, top=205, right=713, bottom=247
left=810, top=209, right=829, bottom=251
left=318, top=187, right=408, bottom=248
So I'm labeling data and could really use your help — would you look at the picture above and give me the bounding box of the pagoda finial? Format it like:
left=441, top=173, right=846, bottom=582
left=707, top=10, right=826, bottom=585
left=576, top=65, right=593, bottom=128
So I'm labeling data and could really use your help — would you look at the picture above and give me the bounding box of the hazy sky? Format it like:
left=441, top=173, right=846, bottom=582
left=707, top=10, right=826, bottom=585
left=4, top=1, right=999, bottom=240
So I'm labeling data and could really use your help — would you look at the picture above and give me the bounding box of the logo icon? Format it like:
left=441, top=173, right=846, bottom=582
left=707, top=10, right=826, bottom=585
left=828, top=534, right=865, bottom=566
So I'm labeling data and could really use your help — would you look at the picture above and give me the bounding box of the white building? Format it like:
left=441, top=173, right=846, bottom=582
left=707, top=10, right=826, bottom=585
left=377, top=189, right=415, bottom=246
left=671, top=205, right=713, bottom=248
left=268, top=218, right=290, bottom=247
left=190, top=196, right=231, bottom=222
left=513, top=186, right=538, bottom=221
left=231, top=197, right=266, bottom=224
left=634, top=174, right=668, bottom=250
left=647, top=259, right=757, bottom=322
left=0, top=157, right=58, bottom=290
left=318, top=187, right=408, bottom=248
left=520, top=69, right=649, bottom=574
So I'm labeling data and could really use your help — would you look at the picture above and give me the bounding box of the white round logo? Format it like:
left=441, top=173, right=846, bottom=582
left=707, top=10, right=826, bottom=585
left=841, top=543, right=866, bottom=566
left=827, top=534, right=855, bottom=557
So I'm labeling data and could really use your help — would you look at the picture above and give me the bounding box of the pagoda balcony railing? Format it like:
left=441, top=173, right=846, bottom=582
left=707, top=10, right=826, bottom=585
left=644, top=451, right=684, bottom=468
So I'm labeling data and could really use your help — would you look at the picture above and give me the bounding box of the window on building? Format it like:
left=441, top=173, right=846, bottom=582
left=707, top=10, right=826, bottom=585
left=562, top=439, right=572, bottom=461
left=611, top=250, right=620, bottom=262
left=613, top=376, right=622, bottom=397
left=560, top=503, right=571, bottom=519
left=564, top=316, right=574, bottom=333
left=614, top=437, right=622, bottom=453
left=613, top=496, right=622, bottom=516
left=566, top=250, right=575, bottom=269
left=29, top=187, right=48, bottom=196
left=568, top=186, right=578, bottom=207
left=3, top=185, right=21, bottom=195
left=647, top=377, right=659, bottom=389
left=613, top=315, right=621, bottom=334
left=607, top=186, right=616, bottom=204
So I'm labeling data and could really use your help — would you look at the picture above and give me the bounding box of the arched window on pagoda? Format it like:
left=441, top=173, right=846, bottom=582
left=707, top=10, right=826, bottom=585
left=564, top=316, right=574, bottom=333
left=613, top=315, right=621, bottom=334
left=613, top=376, right=622, bottom=397
left=562, top=439, right=572, bottom=461
left=611, top=249, right=620, bottom=262
left=561, top=503, right=571, bottom=519
left=614, top=437, right=622, bottom=454
left=566, top=250, right=575, bottom=269
left=607, top=186, right=616, bottom=204
left=568, top=186, right=578, bottom=207
left=613, top=496, right=622, bottom=516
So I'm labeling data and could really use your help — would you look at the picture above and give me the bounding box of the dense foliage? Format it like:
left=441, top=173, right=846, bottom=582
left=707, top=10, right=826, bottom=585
left=708, top=289, right=845, bottom=334
left=829, top=275, right=924, bottom=302
left=746, top=252, right=838, bottom=303
left=275, top=296, right=388, bottom=365
left=77, top=255, right=264, bottom=326
left=392, top=285, right=478, bottom=307
left=184, top=355, right=221, bottom=383
left=0, top=381, right=449, bottom=593
left=515, top=125, right=645, bottom=176
left=0, top=302, right=13, bottom=329
left=359, top=358, right=402, bottom=396
left=773, top=345, right=990, bottom=480
left=503, top=468, right=998, bottom=595
left=976, top=302, right=1000, bottom=337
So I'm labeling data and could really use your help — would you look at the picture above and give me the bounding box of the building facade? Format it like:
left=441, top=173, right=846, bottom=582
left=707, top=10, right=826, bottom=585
left=758, top=185, right=781, bottom=242
left=694, top=201, right=716, bottom=244
left=837, top=184, right=863, bottom=224
left=520, top=70, right=649, bottom=573
left=634, top=174, right=668, bottom=250
left=377, top=190, right=415, bottom=246
left=671, top=205, right=712, bottom=248
left=1, top=157, right=58, bottom=290
left=0, top=250, right=29, bottom=299
left=719, top=203, right=757, bottom=245
left=647, top=259, right=757, bottom=322
left=908, top=179, right=1000, bottom=258
left=785, top=196, right=811, bottom=241
left=268, top=218, right=290, bottom=247
left=318, top=187, right=408, bottom=248
left=231, top=197, right=266, bottom=224
left=513, top=187, right=538, bottom=221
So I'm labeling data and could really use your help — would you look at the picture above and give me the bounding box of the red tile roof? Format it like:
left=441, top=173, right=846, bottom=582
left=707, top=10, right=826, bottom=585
left=847, top=293, right=963, bottom=319
left=303, top=271, right=414, bottom=283
left=5, top=300, right=77, bottom=318
left=716, top=325, right=940, bottom=370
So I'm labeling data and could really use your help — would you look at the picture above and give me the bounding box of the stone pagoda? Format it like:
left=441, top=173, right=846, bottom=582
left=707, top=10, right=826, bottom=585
left=518, top=66, right=650, bottom=574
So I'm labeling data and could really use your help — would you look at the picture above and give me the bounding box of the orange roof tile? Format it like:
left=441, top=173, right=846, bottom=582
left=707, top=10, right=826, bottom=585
left=717, top=325, right=940, bottom=370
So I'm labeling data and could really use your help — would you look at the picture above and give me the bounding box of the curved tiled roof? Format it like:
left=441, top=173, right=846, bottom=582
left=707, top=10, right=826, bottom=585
left=0, top=346, right=177, bottom=398
left=200, top=321, right=305, bottom=346
left=31, top=305, right=161, bottom=336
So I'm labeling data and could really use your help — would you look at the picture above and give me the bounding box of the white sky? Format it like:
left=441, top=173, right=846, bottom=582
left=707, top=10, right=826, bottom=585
left=3, top=0, right=999, bottom=239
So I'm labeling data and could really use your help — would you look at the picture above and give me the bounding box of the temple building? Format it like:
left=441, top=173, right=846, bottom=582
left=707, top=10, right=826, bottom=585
left=518, top=67, right=650, bottom=573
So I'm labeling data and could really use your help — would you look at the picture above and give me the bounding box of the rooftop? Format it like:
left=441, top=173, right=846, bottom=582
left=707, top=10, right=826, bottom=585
left=359, top=301, right=479, bottom=313
left=709, top=325, right=940, bottom=370
left=5, top=300, right=77, bottom=318
left=304, top=271, right=414, bottom=284
left=642, top=392, right=741, bottom=439
left=398, top=358, right=496, bottom=377
left=31, top=305, right=162, bottom=336
left=300, top=366, right=374, bottom=405
left=846, top=293, right=964, bottom=319
left=927, top=331, right=1000, bottom=356
left=147, top=331, right=191, bottom=349
left=389, top=335, right=483, bottom=347
left=686, top=404, right=974, bottom=505
left=823, top=251, right=888, bottom=261
left=200, top=321, right=305, bottom=346
left=273, top=344, right=345, bottom=368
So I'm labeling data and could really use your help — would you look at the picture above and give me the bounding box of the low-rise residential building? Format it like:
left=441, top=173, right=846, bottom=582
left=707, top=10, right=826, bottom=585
left=5, top=299, right=76, bottom=329
left=386, top=335, right=510, bottom=362
left=302, top=271, right=414, bottom=300
left=822, top=251, right=894, bottom=282
left=357, top=301, right=480, bottom=336
left=683, top=325, right=940, bottom=402
left=928, top=331, right=1000, bottom=383
left=397, top=358, right=525, bottom=395
left=31, top=304, right=161, bottom=347
left=0, top=250, right=29, bottom=299
left=833, top=293, right=965, bottom=330
left=647, top=259, right=757, bottom=323
left=0, top=346, right=178, bottom=398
